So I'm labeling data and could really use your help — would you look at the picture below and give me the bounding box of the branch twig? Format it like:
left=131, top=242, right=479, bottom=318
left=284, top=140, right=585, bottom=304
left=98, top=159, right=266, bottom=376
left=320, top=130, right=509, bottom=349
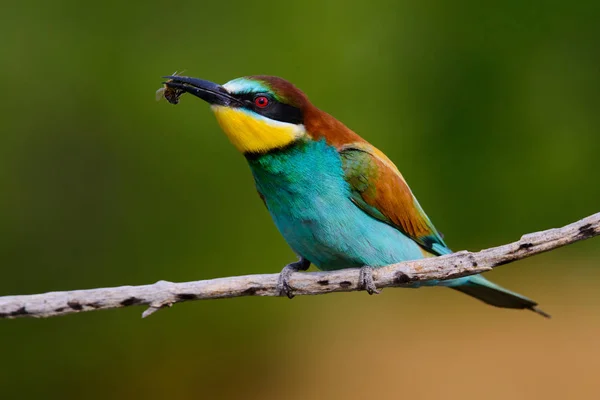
left=1, top=212, right=598, bottom=319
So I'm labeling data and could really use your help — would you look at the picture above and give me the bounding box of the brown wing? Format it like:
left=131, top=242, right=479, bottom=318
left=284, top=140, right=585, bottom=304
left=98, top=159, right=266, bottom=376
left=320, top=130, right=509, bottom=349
left=339, top=142, right=450, bottom=255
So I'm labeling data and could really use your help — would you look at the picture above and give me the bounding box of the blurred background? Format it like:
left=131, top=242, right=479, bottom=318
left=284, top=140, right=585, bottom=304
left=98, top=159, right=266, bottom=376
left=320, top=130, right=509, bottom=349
left=1, top=0, right=599, bottom=399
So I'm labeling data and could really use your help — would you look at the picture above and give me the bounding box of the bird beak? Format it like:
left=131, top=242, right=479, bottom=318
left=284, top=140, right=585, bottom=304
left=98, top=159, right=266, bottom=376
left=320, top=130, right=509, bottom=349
left=162, top=76, right=241, bottom=107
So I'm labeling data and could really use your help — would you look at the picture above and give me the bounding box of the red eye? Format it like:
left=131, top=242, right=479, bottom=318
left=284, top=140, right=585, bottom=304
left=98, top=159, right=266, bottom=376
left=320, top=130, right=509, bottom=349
left=254, top=96, right=269, bottom=108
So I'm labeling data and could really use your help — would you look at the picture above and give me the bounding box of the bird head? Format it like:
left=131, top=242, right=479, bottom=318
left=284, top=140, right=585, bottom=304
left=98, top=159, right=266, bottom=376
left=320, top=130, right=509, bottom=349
left=164, top=75, right=311, bottom=155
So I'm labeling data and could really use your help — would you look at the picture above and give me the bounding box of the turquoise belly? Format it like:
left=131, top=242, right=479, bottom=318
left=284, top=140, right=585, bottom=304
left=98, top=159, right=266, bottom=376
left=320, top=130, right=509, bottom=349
left=248, top=139, right=425, bottom=271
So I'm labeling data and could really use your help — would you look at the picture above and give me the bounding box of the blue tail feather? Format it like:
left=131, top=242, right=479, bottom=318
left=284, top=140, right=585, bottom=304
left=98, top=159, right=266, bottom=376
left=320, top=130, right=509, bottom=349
left=451, top=275, right=550, bottom=318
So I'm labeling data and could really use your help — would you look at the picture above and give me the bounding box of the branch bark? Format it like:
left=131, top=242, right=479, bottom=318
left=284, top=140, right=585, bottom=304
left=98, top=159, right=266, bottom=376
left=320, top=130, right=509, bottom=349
left=1, top=212, right=598, bottom=319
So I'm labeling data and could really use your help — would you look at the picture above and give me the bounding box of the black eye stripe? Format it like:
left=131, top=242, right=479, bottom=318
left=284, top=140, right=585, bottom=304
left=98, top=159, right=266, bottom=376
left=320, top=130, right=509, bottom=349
left=234, top=92, right=303, bottom=125
left=258, top=102, right=303, bottom=124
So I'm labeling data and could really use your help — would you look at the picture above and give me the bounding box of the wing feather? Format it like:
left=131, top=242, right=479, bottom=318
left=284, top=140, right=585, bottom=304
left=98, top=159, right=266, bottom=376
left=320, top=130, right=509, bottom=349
left=339, top=142, right=450, bottom=256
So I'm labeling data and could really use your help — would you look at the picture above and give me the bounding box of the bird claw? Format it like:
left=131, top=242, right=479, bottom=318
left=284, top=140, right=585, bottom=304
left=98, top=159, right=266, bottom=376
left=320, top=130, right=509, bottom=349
left=277, top=266, right=295, bottom=299
left=359, top=266, right=380, bottom=295
left=277, top=257, right=310, bottom=299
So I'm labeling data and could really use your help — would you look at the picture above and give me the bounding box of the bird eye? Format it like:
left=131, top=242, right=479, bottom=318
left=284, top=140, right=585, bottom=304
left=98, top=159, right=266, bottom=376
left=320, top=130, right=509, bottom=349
left=254, top=95, right=270, bottom=108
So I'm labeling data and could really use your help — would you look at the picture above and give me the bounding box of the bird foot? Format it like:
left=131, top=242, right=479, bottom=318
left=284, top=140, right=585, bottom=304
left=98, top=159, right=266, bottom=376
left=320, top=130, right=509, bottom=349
left=359, top=266, right=380, bottom=295
left=277, top=257, right=310, bottom=299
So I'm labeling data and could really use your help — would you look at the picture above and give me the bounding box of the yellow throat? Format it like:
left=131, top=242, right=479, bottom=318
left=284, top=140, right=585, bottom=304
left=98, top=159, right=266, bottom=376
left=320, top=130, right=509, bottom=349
left=211, top=106, right=305, bottom=153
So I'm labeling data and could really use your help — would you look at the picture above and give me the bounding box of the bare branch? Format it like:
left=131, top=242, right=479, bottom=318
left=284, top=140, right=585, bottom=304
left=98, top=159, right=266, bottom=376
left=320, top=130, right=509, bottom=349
left=1, top=212, right=598, bottom=319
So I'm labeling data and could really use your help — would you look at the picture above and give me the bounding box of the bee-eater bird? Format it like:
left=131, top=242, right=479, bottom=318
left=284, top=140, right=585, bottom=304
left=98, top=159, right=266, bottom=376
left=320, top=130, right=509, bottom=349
left=162, top=75, right=549, bottom=318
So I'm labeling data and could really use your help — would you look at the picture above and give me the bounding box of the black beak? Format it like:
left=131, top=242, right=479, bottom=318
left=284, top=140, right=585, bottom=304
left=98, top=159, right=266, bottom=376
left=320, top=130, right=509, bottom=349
left=162, top=76, right=241, bottom=107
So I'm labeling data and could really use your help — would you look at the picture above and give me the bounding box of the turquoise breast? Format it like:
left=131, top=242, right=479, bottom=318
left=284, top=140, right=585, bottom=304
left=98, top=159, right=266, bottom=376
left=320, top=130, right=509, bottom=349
left=247, top=139, right=426, bottom=271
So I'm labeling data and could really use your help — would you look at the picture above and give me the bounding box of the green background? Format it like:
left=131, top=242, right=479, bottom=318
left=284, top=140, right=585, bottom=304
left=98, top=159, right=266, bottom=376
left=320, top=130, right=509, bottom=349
left=1, top=1, right=599, bottom=399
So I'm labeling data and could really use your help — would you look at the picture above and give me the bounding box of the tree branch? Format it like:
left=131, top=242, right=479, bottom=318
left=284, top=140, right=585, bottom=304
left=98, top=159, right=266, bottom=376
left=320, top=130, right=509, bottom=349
left=1, top=212, right=598, bottom=319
